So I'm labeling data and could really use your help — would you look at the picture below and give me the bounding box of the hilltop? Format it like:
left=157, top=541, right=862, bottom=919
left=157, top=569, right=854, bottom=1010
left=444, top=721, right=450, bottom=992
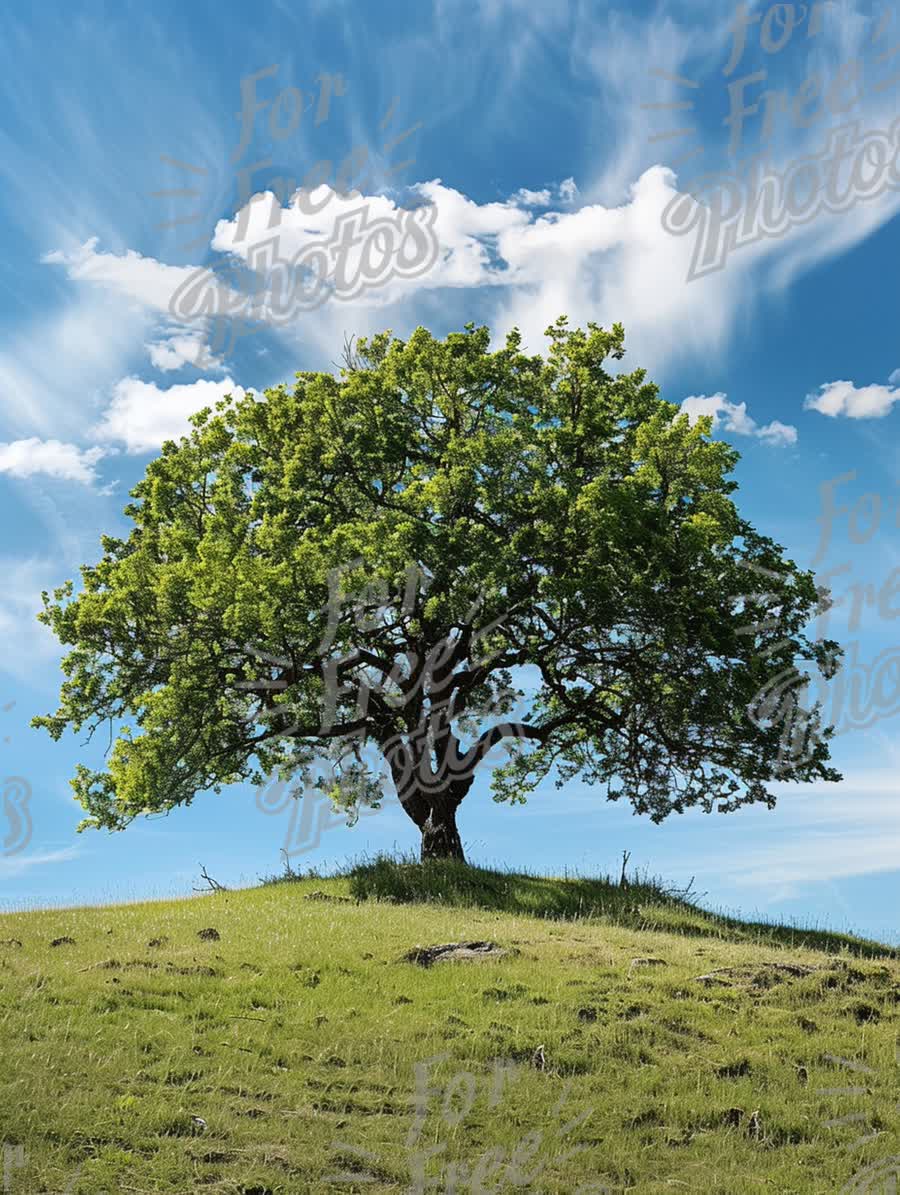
left=0, top=857, right=896, bottom=1193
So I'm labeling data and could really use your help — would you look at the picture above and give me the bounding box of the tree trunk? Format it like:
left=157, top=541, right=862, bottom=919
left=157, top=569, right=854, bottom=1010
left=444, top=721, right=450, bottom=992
left=419, top=802, right=465, bottom=862
left=382, top=735, right=471, bottom=864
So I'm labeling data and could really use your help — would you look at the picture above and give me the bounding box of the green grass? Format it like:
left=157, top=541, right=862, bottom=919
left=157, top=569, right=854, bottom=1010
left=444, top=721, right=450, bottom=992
left=0, top=854, right=897, bottom=1193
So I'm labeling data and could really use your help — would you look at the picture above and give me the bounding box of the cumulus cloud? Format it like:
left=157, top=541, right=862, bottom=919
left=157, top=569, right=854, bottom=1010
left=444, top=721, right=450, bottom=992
left=576, top=0, right=900, bottom=296
left=510, top=179, right=578, bottom=207
left=805, top=378, right=900, bottom=419
left=756, top=421, right=798, bottom=447
left=511, top=188, right=552, bottom=207
left=26, top=169, right=768, bottom=392
left=485, top=165, right=753, bottom=369
left=211, top=182, right=527, bottom=298
left=0, top=439, right=106, bottom=484
left=146, top=330, right=224, bottom=373
left=91, top=376, right=245, bottom=454
left=39, top=158, right=894, bottom=393
left=57, top=172, right=739, bottom=375
left=679, top=393, right=798, bottom=446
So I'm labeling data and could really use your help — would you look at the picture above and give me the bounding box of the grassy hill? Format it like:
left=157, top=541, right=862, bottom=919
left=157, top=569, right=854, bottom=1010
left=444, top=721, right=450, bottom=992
left=0, top=855, right=897, bottom=1194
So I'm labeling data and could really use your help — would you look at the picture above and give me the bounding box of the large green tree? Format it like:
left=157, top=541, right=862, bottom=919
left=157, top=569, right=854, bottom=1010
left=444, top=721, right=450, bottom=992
left=34, top=318, right=842, bottom=862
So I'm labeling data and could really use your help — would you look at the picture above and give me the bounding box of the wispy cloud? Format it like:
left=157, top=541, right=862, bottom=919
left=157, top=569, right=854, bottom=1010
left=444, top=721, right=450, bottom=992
left=0, top=292, right=149, bottom=440
left=725, top=820, right=900, bottom=898
left=0, top=557, right=74, bottom=683
left=0, top=846, right=80, bottom=879
left=43, top=238, right=212, bottom=316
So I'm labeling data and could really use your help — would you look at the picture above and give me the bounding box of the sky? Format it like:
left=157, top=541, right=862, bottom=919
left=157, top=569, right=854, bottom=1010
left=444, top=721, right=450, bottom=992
left=1, top=0, right=899, bottom=944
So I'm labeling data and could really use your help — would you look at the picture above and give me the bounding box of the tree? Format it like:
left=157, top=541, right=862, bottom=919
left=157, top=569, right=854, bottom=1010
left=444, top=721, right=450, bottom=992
left=33, top=318, right=842, bottom=863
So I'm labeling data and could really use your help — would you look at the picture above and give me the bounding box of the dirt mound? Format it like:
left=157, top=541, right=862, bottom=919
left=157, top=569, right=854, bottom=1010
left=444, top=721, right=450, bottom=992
left=693, top=963, right=817, bottom=987
left=402, top=941, right=514, bottom=967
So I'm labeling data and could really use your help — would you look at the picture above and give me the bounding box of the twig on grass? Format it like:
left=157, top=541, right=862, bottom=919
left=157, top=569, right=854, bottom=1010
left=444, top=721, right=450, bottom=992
left=193, top=864, right=228, bottom=892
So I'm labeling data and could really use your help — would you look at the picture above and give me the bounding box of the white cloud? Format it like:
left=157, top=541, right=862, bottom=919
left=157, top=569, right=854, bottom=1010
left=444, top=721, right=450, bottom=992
left=574, top=8, right=701, bottom=208
left=42, top=240, right=242, bottom=374
left=36, top=155, right=897, bottom=402
left=719, top=786, right=900, bottom=895
left=679, top=393, right=798, bottom=446
left=509, top=181, right=577, bottom=208
left=756, top=420, right=798, bottom=447
left=0, top=847, right=81, bottom=879
left=485, top=165, right=751, bottom=369
left=211, top=182, right=528, bottom=297
left=43, top=237, right=206, bottom=315
left=560, top=0, right=900, bottom=333
left=91, top=375, right=245, bottom=454
left=187, top=168, right=768, bottom=376
left=806, top=378, right=900, bottom=419
left=27, top=1, right=900, bottom=429
left=0, top=439, right=106, bottom=485
left=511, top=188, right=552, bottom=207
left=146, top=330, right=224, bottom=373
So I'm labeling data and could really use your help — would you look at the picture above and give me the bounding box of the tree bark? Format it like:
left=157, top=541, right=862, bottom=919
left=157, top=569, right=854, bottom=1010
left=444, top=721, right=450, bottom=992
left=419, top=801, right=465, bottom=862
left=382, top=733, right=471, bottom=863
left=399, top=786, right=467, bottom=862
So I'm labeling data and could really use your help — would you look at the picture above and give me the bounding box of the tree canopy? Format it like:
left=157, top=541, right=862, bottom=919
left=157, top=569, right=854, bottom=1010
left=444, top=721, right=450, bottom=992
left=33, top=317, right=842, bottom=861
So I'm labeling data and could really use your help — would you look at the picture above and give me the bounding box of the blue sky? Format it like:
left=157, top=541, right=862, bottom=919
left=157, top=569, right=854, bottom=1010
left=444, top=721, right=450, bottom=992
left=2, top=0, right=900, bottom=943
